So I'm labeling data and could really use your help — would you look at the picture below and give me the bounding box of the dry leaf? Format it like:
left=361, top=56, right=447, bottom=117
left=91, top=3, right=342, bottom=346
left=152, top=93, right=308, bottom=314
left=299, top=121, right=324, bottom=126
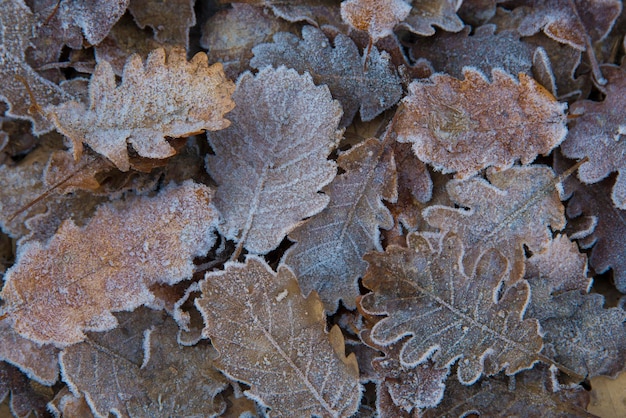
left=340, top=0, right=412, bottom=42
left=0, top=0, right=75, bottom=134
left=423, top=165, right=566, bottom=281
left=394, top=68, right=567, bottom=178
left=206, top=66, right=342, bottom=255
left=128, top=0, right=195, bottom=48
left=361, top=233, right=543, bottom=384
left=561, top=64, right=626, bottom=209
left=1, top=181, right=219, bottom=347
left=60, top=308, right=228, bottom=417
left=397, top=0, right=464, bottom=36
left=0, top=362, right=53, bottom=418
left=252, top=25, right=403, bottom=127
left=48, top=387, right=94, bottom=418
left=588, top=371, right=626, bottom=417
left=196, top=256, right=362, bottom=417
left=47, top=47, right=235, bottom=171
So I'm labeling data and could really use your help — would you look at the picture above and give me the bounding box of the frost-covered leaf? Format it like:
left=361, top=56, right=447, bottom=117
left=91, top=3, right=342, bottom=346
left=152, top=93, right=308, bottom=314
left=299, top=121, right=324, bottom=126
left=360, top=233, right=543, bottom=384
left=398, top=0, right=464, bottom=36
left=206, top=66, right=342, bottom=255
left=48, top=387, right=94, bottom=418
left=60, top=308, right=228, bottom=417
left=561, top=65, right=626, bottom=209
left=47, top=47, right=235, bottom=171
left=128, top=0, right=195, bottom=48
left=423, top=165, right=566, bottom=281
left=0, top=0, right=75, bottom=134
left=409, top=25, right=535, bottom=80
left=1, top=181, right=219, bottom=347
left=420, top=364, right=593, bottom=417
left=340, top=0, right=411, bottom=42
left=196, top=256, right=362, bottom=417
left=0, top=321, right=59, bottom=385
left=251, top=25, right=403, bottom=127
left=394, top=68, right=567, bottom=178
left=283, top=138, right=396, bottom=312
left=0, top=362, right=53, bottom=418
left=500, top=0, right=622, bottom=50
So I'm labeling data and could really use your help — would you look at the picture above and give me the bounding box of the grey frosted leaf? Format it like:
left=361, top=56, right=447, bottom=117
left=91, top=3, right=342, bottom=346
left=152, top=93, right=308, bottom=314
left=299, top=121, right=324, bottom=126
left=251, top=25, right=402, bottom=127
left=60, top=308, right=228, bottom=418
left=283, top=138, right=397, bottom=312
left=360, top=233, right=543, bottom=385
left=206, top=66, right=342, bottom=255
left=423, top=165, right=566, bottom=282
left=398, top=0, right=465, bottom=36
left=196, top=256, right=362, bottom=417
left=340, top=0, right=412, bottom=42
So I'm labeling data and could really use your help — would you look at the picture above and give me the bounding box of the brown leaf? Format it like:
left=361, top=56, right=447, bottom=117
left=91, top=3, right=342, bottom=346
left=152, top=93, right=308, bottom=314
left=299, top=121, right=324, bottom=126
left=196, top=256, right=362, bottom=417
left=0, top=0, right=75, bottom=134
left=561, top=65, right=626, bottom=209
left=206, top=66, right=342, bottom=255
left=48, top=387, right=94, bottom=418
left=361, top=233, right=543, bottom=384
left=47, top=47, right=235, bottom=171
left=421, top=364, right=593, bottom=418
left=397, top=0, right=464, bottom=36
left=251, top=25, right=403, bottom=127
left=128, top=0, right=195, bottom=48
left=60, top=308, right=228, bottom=417
left=340, top=0, right=411, bottom=42
left=283, top=138, right=396, bottom=312
left=423, top=165, right=566, bottom=281
left=1, top=181, right=219, bottom=347
left=589, top=371, right=626, bottom=417
left=266, top=0, right=344, bottom=27
left=394, top=68, right=567, bottom=178
left=43, top=149, right=113, bottom=194
left=0, top=362, right=53, bottom=418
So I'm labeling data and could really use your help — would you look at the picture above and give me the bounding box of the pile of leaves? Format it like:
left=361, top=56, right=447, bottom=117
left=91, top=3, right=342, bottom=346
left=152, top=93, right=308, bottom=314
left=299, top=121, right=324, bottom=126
left=1, top=0, right=626, bottom=416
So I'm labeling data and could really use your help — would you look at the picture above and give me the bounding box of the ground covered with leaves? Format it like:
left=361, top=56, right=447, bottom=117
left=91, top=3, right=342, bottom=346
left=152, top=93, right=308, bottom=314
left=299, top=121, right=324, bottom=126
left=1, top=0, right=626, bottom=417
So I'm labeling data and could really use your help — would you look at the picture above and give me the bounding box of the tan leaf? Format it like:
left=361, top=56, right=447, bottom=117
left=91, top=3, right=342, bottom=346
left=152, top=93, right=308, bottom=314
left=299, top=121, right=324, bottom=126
left=0, top=0, right=75, bottom=134
left=206, top=66, right=342, bottom=255
left=128, top=0, right=196, bottom=48
left=196, top=256, right=362, bottom=417
left=395, top=68, right=567, bottom=178
left=361, top=233, right=543, bottom=384
left=340, top=0, right=411, bottom=42
left=46, top=47, right=235, bottom=171
left=60, top=308, right=228, bottom=417
left=423, top=165, right=566, bottom=281
left=1, top=181, right=219, bottom=347
left=283, top=138, right=397, bottom=312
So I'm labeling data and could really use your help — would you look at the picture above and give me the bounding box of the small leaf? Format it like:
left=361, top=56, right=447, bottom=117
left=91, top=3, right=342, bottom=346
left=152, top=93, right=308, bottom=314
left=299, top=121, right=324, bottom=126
left=1, top=181, right=219, bottom=347
left=398, top=0, right=464, bottom=36
left=128, top=0, right=196, bottom=48
left=47, top=47, right=235, bottom=171
left=206, top=66, right=342, bottom=255
left=340, top=0, right=412, bottom=42
left=196, top=256, right=362, bottom=417
left=395, top=68, right=567, bottom=178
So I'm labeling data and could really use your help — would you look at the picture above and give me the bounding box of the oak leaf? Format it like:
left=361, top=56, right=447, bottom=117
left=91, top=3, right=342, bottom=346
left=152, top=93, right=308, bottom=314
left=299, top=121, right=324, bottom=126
left=398, top=0, right=465, bottom=36
left=0, top=0, right=75, bottom=134
left=423, top=165, right=566, bottom=281
left=60, top=308, right=228, bottom=417
left=0, top=362, right=53, bottom=418
left=561, top=64, right=626, bottom=209
left=251, top=25, right=403, bottom=127
left=1, top=181, right=219, bottom=347
left=46, top=47, right=235, bottom=171
left=283, top=138, right=397, bottom=312
left=206, top=66, right=342, bottom=255
left=360, top=233, right=543, bottom=384
left=196, top=256, right=362, bottom=417
left=340, top=0, right=412, bottom=42
left=128, top=0, right=195, bottom=48
left=394, top=68, right=567, bottom=178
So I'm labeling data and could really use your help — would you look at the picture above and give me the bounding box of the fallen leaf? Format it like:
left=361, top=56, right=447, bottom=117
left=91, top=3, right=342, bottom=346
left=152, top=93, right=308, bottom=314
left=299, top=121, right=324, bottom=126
left=1, top=181, right=219, bottom=347
left=397, top=0, right=464, bottom=36
left=206, top=66, right=342, bottom=255
left=47, top=47, right=235, bottom=171
left=340, top=0, right=412, bottom=42
left=196, top=256, right=362, bottom=417
left=128, top=0, right=195, bottom=48
left=0, top=362, right=53, bottom=418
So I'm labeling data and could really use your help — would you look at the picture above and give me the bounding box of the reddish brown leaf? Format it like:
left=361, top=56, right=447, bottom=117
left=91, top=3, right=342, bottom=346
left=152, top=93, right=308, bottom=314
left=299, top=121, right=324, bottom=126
left=1, top=181, right=219, bottom=347
left=0, top=362, right=53, bottom=418
left=561, top=65, right=626, bottom=209
left=283, top=138, right=397, bottom=312
left=423, top=165, right=566, bottom=281
left=206, top=66, right=342, bottom=255
left=361, top=233, right=543, bottom=384
left=394, top=68, right=567, bottom=178
left=47, top=47, right=235, bottom=171
left=196, top=256, right=362, bottom=417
